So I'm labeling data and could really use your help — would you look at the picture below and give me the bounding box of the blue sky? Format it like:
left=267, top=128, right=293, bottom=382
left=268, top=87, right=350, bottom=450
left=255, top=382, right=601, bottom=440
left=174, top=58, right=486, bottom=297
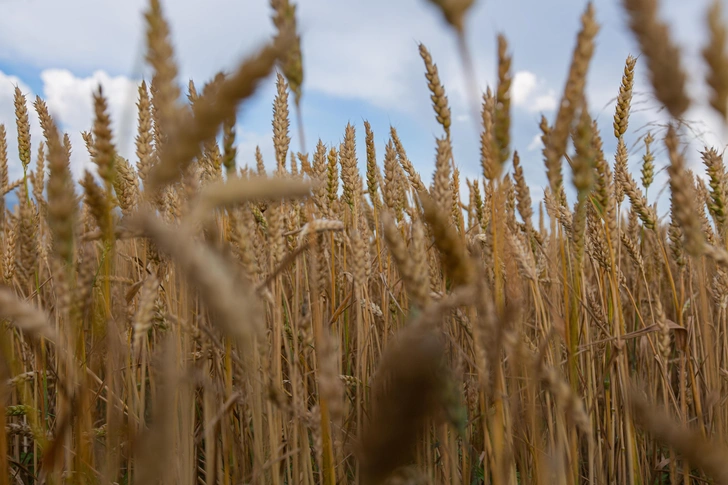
left=0, top=0, right=726, bottom=217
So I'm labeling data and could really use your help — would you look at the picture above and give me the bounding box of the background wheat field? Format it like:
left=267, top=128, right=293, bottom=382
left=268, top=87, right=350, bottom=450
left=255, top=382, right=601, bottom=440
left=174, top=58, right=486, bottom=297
left=2, top=0, right=728, bottom=484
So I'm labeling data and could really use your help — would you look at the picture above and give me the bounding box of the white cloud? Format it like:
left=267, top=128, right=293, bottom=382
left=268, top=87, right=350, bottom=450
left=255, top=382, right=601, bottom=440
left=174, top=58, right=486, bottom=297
left=0, top=68, right=145, bottom=184
left=0, top=72, right=31, bottom=103
left=512, top=71, right=537, bottom=106
left=41, top=70, right=139, bottom=136
left=511, top=70, right=557, bottom=113
left=37, top=69, right=140, bottom=179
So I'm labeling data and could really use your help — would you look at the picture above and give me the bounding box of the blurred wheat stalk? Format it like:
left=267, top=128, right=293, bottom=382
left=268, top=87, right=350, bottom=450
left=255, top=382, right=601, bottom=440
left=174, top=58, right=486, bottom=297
left=2, top=0, right=728, bottom=484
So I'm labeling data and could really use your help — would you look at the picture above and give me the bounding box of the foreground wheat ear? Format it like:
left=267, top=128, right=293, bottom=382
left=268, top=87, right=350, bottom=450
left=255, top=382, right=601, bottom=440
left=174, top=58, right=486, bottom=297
left=4, top=0, right=728, bottom=484
left=358, top=324, right=455, bottom=485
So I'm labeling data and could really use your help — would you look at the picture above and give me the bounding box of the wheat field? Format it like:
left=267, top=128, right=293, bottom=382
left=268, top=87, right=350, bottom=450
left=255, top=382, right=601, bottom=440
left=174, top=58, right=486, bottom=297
left=2, top=0, right=728, bottom=484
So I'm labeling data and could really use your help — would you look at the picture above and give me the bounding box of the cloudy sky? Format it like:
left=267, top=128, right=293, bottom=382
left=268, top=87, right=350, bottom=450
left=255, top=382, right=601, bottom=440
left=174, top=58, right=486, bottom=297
left=0, top=0, right=726, bottom=216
